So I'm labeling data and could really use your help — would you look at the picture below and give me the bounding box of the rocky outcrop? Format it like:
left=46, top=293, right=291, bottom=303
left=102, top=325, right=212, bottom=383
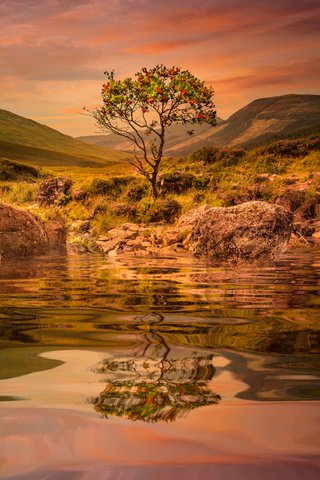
left=186, top=201, right=293, bottom=262
left=37, top=177, right=73, bottom=206
left=0, top=203, right=67, bottom=259
left=94, top=201, right=293, bottom=262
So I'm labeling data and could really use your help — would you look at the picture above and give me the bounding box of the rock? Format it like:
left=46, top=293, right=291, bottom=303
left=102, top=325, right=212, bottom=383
left=96, top=223, right=143, bottom=254
left=0, top=203, right=66, bottom=259
left=37, top=177, right=73, bottom=206
left=69, top=220, right=90, bottom=234
left=188, top=201, right=293, bottom=263
left=177, top=204, right=211, bottom=228
left=72, top=189, right=88, bottom=201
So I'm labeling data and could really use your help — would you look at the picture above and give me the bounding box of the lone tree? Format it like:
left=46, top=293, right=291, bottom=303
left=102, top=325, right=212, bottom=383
left=89, top=64, right=216, bottom=198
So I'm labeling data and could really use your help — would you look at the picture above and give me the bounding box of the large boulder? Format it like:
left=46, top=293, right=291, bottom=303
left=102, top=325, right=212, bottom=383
left=0, top=203, right=67, bottom=259
left=183, top=201, right=293, bottom=262
left=37, top=177, right=72, bottom=206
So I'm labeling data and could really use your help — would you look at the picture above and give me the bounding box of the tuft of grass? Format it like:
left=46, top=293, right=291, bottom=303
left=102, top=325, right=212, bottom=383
left=1, top=182, right=38, bottom=204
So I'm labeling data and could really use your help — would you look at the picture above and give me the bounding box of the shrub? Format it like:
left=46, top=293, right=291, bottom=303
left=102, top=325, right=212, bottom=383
left=190, top=146, right=246, bottom=166
left=158, top=171, right=195, bottom=195
left=113, top=202, right=138, bottom=219
left=125, top=179, right=149, bottom=201
left=90, top=176, right=134, bottom=197
left=252, top=155, right=289, bottom=174
left=143, top=198, right=181, bottom=223
left=190, top=146, right=220, bottom=164
left=0, top=159, right=40, bottom=181
left=259, top=137, right=320, bottom=158
left=219, top=147, right=246, bottom=166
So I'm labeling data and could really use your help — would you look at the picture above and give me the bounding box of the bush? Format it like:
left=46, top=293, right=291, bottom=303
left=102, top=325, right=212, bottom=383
left=90, top=176, right=134, bottom=197
left=143, top=198, right=181, bottom=223
left=158, top=171, right=210, bottom=195
left=113, top=202, right=138, bottom=219
left=219, top=147, right=246, bottom=166
left=158, top=171, right=195, bottom=194
left=125, top=178, right=149, bottom=201
left=190, top=146, right=246, bottom=166
left=0, top=159, right=40, bottom=181
left=252, top=155, right=289, bottom=174
left=221, top=183, right=270, bottom=207
left=190, top=146, right=220, bottom=164
left=259, top=137, right=320, bottom=158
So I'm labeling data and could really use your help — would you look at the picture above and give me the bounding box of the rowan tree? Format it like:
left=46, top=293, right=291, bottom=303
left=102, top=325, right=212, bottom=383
left=89, top=65, right=216, bottom=198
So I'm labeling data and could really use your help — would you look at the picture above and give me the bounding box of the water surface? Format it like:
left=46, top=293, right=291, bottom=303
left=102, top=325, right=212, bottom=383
left=0, top=247, right=319, bottom=478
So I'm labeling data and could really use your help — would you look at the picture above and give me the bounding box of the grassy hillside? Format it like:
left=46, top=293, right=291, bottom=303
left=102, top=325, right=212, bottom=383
left=0, top=109, right=130, bottom=166
left=165, top=94, right=320, bottom=156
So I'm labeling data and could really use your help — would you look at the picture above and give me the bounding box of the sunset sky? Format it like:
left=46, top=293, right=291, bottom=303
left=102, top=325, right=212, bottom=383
left=1, top=0, right=319, bottom=137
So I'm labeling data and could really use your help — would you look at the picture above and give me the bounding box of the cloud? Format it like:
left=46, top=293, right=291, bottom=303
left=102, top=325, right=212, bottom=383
left=212, top=58, right=320, bottom=90
left=0, top=0, right=319, bottom=136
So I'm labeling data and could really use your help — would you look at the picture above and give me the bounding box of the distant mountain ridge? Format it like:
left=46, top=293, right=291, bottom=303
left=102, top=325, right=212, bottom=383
left=78, top=94, right=320, bottom=157
left=78, top=122, right=215, bottom=153
left=0, top=109, right=129, bottom=166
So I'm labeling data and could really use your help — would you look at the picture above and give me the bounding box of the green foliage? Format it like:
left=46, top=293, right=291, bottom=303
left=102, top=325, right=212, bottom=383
left=250, top=155, right=290, bottom=175
left=159, top=171, right=195, bottom=194
left=99, top=65, right=216, bottom=126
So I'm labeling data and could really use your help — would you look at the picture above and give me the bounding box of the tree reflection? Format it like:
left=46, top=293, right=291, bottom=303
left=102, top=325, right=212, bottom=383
left=91, top=313, right=221, bottom=422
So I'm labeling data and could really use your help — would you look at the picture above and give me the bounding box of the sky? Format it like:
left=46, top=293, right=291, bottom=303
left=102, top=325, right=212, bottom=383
left=1, top=0, right=320, bottom=137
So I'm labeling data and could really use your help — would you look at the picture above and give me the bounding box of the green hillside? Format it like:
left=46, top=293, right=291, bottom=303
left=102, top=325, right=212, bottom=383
left=165, top=94, right=320, bottom=156
left=0, top=109, right=130, bottom=166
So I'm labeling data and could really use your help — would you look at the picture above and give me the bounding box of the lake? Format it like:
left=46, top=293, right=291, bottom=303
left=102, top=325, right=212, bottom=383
left=0, top=246, right=319, bottom=479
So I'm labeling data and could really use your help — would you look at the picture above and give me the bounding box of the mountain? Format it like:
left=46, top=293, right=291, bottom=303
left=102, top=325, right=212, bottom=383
left=78, top=122, right=216, bottom=153
left=165, top=94, right=320, bottom=156
left=78, top=95, right=320, bottom=157
left=0, top=109, right=130, bottom=167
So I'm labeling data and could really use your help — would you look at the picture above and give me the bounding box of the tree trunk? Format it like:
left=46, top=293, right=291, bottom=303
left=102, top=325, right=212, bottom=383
left=150, top=161, right=161, bottom=199
left=151, top=175, right=159, bottom=199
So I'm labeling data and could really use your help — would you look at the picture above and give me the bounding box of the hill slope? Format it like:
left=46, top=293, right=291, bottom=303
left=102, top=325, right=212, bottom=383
left=78, top=123, right=216, bottom=153
left=0, top=109, right=130, bottom=166
left=166, top=94, right=320, bottom=156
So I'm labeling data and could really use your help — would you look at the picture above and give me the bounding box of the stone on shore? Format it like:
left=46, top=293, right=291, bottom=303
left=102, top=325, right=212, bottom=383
left=0, top=203, right=67, bottom=259
left=182, top=201, right=293, bottom=262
